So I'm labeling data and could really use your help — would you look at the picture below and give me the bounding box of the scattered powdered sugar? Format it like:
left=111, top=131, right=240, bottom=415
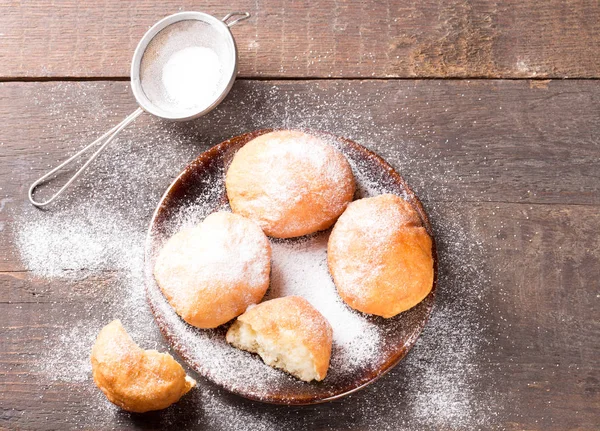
left=10, top=81, right=497, bottom=429
left=408, top=305, right=481, bottom=425
left=40, top=325, right=95, bottom=383
left=16, top=204, right=144, bottom=279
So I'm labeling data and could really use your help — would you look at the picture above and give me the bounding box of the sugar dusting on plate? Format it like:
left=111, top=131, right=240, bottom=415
left=11, top=81, right=497, bottom=429
left=143, top=134, right=433, bottom=403
left=269, top=234, right=382, bottom=371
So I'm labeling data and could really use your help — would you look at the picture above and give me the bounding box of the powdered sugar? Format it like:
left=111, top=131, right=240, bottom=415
left=10, top=81, right=496, bottom=429
left=269, top=234, right=381, bottom=370
left=140, top=19, right=233, bottom=116
left=16, top=205, right=144, bottom=279
left=162, top=46, right=222, bottom=111
left=40, top=325, right=95, bottom=383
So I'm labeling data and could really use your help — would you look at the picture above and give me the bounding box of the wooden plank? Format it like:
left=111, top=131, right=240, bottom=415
left=1, top=79, right=599, bottom=272
left=0, top=202, right=598, bottom=430
left=1, top=0, right=599, bottom=79
left=0, top=79, right=599, bottom=428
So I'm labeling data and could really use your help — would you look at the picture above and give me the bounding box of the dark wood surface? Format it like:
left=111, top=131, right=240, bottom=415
left=1, top=1, right=599, bottom=430
left=1, top=0, right=600, bottom=79
left=1, top=79, right=599, bottom=430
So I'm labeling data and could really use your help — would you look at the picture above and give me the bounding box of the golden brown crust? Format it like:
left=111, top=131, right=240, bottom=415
left=328, top=194, right=434, bottom=318
left=225, top=130, right=355, bottom=238
left=230, top=296, right=333, bottom=380
left=153, top=212, right=271, bottom=328
left=90, top=320, right=195, bottom=413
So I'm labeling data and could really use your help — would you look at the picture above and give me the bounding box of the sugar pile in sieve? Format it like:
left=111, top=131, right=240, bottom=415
left=140, top=20, right=231, bottom=115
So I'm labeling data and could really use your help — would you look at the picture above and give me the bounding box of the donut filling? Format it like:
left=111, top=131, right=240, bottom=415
left=226, top=320, right=321, bottom=382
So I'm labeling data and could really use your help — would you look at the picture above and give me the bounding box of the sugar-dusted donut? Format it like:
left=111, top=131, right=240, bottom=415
left=154, top=211, right=271, bottom=328
left=226, top=296, right=333, bottom=382
left=328, top=194, right=434, bottom=318
left=91, top=320, right=195, bottom=412
left=225, top=130, right=355, bottom=238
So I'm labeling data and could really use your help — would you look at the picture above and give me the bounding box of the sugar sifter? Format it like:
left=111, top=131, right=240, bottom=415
left=28, top=11, right=250, bottom=207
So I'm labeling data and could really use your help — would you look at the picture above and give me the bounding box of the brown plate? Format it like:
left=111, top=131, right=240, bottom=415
left=144, top=129, right=437, bottom=405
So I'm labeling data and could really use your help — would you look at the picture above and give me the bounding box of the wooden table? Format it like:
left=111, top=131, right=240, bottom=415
left=1, top=2, right=599, bottom=430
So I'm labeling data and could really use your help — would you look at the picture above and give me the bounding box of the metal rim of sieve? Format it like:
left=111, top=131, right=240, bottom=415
left=131, top=11, right=241, bottom=121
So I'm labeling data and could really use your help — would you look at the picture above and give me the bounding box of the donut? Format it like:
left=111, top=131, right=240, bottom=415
left=226, top=296, right=333, bottom=382
left=153, top=211, right=271, bottom=328
left=327, top=194, right=434, bottom=318
left=225, top=130, right=356, bottom=238
left=91, top=320, right=195, bottom=413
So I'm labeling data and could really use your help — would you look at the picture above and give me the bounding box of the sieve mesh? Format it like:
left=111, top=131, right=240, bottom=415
left=139, top=19, right=235, bottom=117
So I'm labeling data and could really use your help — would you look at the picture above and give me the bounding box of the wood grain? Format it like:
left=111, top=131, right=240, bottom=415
left=1, top=79, right=599, bottom=272
left=0, top=80, right=598, bottom=429
left=1, top=201, right=599, bottom=430
left=1, top=0, right=599, bottom=79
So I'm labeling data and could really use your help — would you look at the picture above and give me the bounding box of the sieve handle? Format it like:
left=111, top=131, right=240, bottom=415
left=28, top=108, right=144, bottom=208
left=222, top=12, right=251, bottom=27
